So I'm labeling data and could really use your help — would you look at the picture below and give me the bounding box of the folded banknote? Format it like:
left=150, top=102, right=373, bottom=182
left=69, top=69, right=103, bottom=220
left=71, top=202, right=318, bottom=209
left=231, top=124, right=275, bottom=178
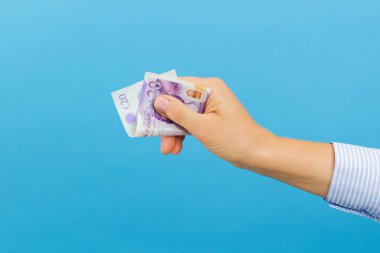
left=111, top=70, right=212, bottom=137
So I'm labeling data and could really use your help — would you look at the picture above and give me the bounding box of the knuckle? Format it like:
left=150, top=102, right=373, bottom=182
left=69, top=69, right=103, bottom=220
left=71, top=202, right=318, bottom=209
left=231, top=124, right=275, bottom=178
left=207, top=77, right=226, bottom=89
left=209, top=77, right=224, bottom=84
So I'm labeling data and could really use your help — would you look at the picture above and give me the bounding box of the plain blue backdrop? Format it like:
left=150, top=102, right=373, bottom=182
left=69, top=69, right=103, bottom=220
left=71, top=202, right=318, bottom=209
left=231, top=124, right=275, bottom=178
left=0, top=0, right=379, bottom=252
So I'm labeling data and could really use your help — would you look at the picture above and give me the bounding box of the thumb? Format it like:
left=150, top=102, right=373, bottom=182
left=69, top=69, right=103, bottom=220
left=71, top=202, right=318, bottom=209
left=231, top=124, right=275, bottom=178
left=154, top=95, right=202, bottom=134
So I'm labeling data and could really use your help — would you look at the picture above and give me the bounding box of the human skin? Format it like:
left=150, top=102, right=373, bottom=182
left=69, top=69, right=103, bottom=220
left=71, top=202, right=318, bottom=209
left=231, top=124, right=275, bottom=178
left=153, top=77, right=335, bottom=198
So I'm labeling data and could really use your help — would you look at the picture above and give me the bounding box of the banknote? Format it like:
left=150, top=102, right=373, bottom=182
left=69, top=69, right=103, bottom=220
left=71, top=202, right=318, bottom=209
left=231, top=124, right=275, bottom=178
left=111, top=70, right=212, bottom=137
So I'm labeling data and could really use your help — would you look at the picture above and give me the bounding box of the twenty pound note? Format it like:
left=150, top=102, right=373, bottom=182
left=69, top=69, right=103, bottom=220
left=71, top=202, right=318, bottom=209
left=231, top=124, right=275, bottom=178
left=111, top=70, right=212, bottom=137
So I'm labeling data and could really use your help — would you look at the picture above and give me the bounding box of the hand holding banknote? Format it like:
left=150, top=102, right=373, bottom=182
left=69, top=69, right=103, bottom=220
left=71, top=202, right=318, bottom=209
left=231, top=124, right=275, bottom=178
left=112, top=73, right=333, bottom=196
left=154, top=77, right=275, bottom=167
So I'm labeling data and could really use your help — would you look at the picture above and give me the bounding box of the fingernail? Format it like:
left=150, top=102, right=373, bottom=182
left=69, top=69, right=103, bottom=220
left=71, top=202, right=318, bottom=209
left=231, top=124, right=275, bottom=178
left=155, top=96, right=170, bottom=114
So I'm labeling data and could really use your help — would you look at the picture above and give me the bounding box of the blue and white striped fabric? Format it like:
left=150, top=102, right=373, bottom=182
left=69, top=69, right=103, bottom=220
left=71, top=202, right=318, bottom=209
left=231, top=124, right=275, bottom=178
left=326, top=142, right=380, bottom=222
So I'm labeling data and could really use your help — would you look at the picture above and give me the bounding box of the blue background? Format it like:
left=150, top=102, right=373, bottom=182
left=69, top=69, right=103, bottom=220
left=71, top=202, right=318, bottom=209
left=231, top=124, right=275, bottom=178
left=0, top=0, right=379, bottom=252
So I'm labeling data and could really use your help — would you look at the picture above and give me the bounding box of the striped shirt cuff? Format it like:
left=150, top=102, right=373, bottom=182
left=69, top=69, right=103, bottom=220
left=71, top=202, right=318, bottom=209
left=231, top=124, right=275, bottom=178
left=326, top=142, right=380, bottom=222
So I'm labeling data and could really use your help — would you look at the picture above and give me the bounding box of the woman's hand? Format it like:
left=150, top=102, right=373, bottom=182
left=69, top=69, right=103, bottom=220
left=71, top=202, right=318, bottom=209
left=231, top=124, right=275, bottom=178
left=154, top=77, right=275, bottom=168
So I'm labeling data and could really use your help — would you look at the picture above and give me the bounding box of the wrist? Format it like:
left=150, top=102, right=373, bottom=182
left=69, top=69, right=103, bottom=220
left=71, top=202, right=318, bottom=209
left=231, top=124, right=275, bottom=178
left=250, top=130, right=280, bottom=169
left=233, top=126, right=279, bottom=170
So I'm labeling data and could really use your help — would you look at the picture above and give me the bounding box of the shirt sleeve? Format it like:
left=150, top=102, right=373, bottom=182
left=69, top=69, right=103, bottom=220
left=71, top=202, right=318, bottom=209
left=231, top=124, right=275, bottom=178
left=325, top=142, right=380, bottom=222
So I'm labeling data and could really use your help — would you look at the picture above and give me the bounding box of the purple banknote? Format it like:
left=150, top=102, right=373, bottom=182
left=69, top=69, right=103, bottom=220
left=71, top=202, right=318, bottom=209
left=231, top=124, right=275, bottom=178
left=135, top=72, right=212, bottom=136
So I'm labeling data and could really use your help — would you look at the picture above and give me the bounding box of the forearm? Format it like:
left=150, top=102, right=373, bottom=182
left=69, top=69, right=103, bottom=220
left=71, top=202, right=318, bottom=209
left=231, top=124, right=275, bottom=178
left=244, top=135, right=335, bottom=197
